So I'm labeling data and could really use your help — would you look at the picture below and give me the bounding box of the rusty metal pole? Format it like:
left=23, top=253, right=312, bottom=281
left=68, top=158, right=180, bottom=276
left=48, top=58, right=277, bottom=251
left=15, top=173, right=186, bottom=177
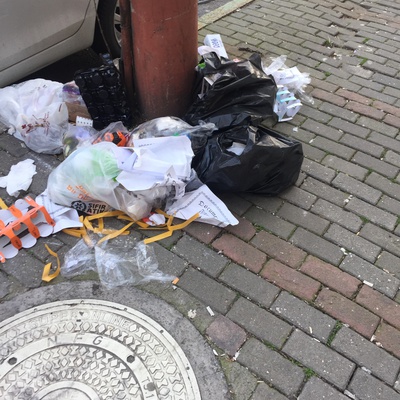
left=131, top=0, right=198, bottom=120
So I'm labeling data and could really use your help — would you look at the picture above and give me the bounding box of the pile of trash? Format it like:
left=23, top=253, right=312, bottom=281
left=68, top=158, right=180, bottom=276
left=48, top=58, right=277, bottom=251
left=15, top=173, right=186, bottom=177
left=0, top=34, right=310, bottom=288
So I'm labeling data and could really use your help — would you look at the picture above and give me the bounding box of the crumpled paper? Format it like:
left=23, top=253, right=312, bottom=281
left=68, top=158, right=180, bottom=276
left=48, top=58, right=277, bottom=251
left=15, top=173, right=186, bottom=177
left=0, top=159, right=36, bottom=196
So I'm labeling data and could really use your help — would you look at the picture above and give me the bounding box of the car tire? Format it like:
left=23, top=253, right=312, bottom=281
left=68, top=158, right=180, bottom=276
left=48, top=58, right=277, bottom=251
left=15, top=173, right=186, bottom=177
left=93, top=0, right=121, bottom=58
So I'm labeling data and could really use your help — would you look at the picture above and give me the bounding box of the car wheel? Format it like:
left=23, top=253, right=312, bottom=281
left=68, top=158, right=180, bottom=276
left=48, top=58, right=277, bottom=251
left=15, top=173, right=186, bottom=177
left=93, top=0, right=121, bottom=58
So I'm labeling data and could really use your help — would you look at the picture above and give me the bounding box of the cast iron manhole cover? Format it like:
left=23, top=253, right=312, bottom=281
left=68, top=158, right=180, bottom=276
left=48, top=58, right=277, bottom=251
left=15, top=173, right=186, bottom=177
left=0, top=299, right=201, bottom=400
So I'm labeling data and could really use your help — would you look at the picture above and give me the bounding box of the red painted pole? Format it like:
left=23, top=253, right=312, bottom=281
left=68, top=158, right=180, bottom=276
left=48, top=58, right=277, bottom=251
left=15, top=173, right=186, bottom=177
left=131, top=0, right=198, bottom=120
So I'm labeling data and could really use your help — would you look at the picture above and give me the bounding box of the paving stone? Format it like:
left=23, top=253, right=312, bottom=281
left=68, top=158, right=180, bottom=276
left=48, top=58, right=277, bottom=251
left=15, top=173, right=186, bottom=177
left=225, top=214, right=257, bottom=241
left=348, top=368, right=400, bottom=400
left=366, top=171, right=400, bottom=201
left=261, top=259, right=320, bottom=301
left=332, top=173, right=382, bottom=204
left=290, top=227, right=344, bottom=265
left=212, top=193, right=253, bottom=217
left=312, top=198, right=362, bottom=233
left=0, top=271, right=10, bottom=299
left=251, top=230, right=307, bottom=268
left=301, top=118, right=344, bottom=141
left=219, top=263, right=280, bottom=308
left=345, top=197, right=397, bottom=231
left=360, top=223, right=400, bottom=258
left=237, top=337, right=304, bottom=397
left=310, top=136, right=356, bottom=160
left=378, top=195, right=400, bottom=217
left=227, top=297, right=292, bottom=348
left=150, top=242, right=188, bottom=279
left=277, top=202, right=330, bottom=235
left=183, top=221, right=221, bottom=245
left=301, top=255, right=361, bottom=298
left=250, top=382, right=288, bottom=400
left=244, top=207, right=295, bottom=240
left=301, top=158, right=336, bottom=183
left=369, top=133, right=400, bottom=154
left=340, top=254, right=400, bottom=298
left=352, top=151, right=399, bottom=179
left=357, top=285, right=400, bottom=330
left=283, top=329, right=355, bottom=389
left=212, top=234, right=266, bottom=273
left=376, top=251, right=400, bottom=279
left=324, top=223, right=381, bottom=263
left=384, top=150, right=400, bottom=168
left=241, top=194, right=283, bottom=214
left=279, top=186, right=317, bottom=210
left=172, top=235, right=228, bottom=277
left=342, top=137, right=385, bottom=161
left=359, top=118, right=398, bottom=137
left=178, top=267, right=236, bottom=314
left=301, top=177, right=349, bottom=207
left=316, top=288, right=380, bottom=338
left=206, top=315, right=247, bottom=357
left=271, top=291, right=335, bottom=343
left=297, top=376, right=349, bottom=400
left=322, top=154, right=368, bottom=179
left=331, top=326, right=400, bottom=385
left=375, top=322, right=400, bottom=359
left=329, top=117, right=370, bottom=138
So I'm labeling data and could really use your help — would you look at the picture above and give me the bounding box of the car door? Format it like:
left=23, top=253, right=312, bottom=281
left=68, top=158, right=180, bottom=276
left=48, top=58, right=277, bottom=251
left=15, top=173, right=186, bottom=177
left=0, top=0, right=95, bottom=82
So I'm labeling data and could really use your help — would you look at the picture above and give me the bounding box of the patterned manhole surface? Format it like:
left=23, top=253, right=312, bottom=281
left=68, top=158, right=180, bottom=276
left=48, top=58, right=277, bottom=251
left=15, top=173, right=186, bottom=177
left=0, top=299, right=201, bottom=400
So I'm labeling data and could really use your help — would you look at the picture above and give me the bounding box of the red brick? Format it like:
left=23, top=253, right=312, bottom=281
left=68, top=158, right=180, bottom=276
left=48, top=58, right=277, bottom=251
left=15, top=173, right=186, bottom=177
left=373, top=100, right=400, bottom=118
left=184, top=221, right=221, bottom=244
left=345, top=101, right=385, bottom=120
left=384, top=114, right=400, bottom=129
left=316, top=288, right=380, bottom=338
left=251, top=231, right=306, bottom=268
left=300, top=255, right=361, bottom=298
left=212, top=234, right=266, bottom=273
left=374, top=322, right=400, bottom=359
left=225, top=214, right=257, bottom=241
left=311, top=88, right=347, bottom=107
left=356, top=285, right=400, bottom=330
left=336, top=88, right=371, bottom=105
left=261, top=260, right=320, bottom=301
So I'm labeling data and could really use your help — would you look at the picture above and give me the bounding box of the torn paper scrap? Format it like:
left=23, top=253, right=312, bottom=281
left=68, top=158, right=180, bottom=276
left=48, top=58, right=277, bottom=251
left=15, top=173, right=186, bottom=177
left=0, top=159, right=36, bottom=196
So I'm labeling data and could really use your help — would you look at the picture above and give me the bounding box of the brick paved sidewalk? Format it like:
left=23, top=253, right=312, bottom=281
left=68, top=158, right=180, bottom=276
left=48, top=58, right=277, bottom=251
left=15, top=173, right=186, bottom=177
left=2, top=0, right=400, bottom=399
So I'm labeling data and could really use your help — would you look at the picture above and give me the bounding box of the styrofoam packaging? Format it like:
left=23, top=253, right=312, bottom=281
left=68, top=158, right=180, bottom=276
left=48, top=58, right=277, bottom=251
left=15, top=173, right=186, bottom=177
left=204, top=34, right=228, bottom=59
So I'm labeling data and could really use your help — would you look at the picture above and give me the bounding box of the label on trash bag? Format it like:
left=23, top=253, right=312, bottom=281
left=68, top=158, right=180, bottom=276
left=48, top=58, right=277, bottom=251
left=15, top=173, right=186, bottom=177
left=70, top=200, right=111, bottom=215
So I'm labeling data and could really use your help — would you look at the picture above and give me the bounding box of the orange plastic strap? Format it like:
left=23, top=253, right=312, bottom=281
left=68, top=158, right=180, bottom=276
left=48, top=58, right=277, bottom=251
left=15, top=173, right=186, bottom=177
left=42, top=244, right=61, bottom=282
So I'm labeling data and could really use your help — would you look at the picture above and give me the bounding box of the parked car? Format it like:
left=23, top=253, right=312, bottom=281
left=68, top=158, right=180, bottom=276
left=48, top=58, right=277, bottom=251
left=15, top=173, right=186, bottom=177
left=0, top=0, right=121, bottom=87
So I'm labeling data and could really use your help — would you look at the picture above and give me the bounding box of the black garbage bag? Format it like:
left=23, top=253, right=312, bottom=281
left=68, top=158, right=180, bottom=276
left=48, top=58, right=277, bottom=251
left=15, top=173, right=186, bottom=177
left=192, top=124, right=303, bottom=195
left=184, top=52, right=277, bottom=129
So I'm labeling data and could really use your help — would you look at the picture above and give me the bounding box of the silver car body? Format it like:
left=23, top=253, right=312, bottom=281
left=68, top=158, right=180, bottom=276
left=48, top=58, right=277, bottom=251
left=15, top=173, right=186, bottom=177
left=0, top=0, right=98, bottom=87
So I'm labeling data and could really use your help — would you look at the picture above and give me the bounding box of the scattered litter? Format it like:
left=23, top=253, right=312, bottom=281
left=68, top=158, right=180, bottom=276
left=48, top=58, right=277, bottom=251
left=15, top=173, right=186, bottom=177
left=233, top=351, right=240, bottom=360
left=172, top=277, right=180, bottom=285
left=344, top=390, right=356, bottom=399
left=309, top=326, right=313, bottom=334
left=0, top=159, right=37, bottom=197
left=363, top=280, right=373, bottom=287
left=188, top=309, right=197, bottom=319
left=206, top=306, right=215, bottom=316
left=370, top=335, right=376, bottom=342
left=212, top=349, right=219, bottom=356
left=361, top=366, right=371, bottom=374
left=340, top=247, right=348, bottom=255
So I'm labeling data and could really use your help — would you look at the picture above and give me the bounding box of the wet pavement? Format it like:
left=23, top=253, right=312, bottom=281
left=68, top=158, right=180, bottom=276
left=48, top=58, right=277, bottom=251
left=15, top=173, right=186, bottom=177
left=1, top=0, right=400, bottom=399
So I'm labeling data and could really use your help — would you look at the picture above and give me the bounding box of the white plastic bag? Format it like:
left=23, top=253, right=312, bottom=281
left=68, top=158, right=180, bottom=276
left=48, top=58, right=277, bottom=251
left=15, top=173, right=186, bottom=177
left=0, top=78, right=68, bottom=154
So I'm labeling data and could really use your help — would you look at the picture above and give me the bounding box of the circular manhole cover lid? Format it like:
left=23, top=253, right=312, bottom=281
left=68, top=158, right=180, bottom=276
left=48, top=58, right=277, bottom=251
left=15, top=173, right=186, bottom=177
left=0, top=299, right=201, bottom=399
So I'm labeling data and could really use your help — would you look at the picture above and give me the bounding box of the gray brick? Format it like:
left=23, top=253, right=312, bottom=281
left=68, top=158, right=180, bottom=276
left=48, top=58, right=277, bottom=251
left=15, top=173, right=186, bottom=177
left=178, top=267, right=236, bottom=314
left=290, top=227, right=344, bottom=265
left=283, top=329, right=355, bottom=389
left=227, top=297, right=292, bottom=348
left=360, top=87, right=397, bottom=105
left=326, top=75, right=362, bottom=91
left=301, top=119, right=343, bottom=141
left=373, top=72, right=400, bottom=90
left=343, top=64, right=374, bottom=79
left=298, top=104, right=332, bottom=123
left=384, top=150, right=400, bottom=168
left=342, top=135, right=385, bottom=158
left=369, top=132, right=400, bottom=152
left=322, top=154, right=368, bottom=180
left=301, top=143, right=327, bottom=162
left=312, top=198, right=363, bottom=232
left=332, top=326, right=400, bottom=385
left=360, top=223, right=400, bottom=258
left=310, top=137, right=356, bottom=160
left=271, top=291, right=335, bottom=343
left=223, top=361, right=258, bottom=400
left=277, top=202, right=329, bottom=235
left=348, top=368, right=400, bottom=400
left=219, top=263, right=280, bottom=308
left=324, top=224, right=381, bottom=263
left=340, top=254, right=400, bottom=298
left=301, top=159, right=336, bottom=183
left=376, top=251, right=400, bottom=280
left=332, top=173, right=382, bottom=204
left=358, top=118, right=398, bottom=137
left=329, top=117, right=370, bottom=139
left=172, top=235, right=228, bottom=277
left=298, top=376, right=349, bottom=400
left=237, top=338, right=304, bottom=397
left=366, top=171, right=400, bottom=201
left=241, top=193, right=283, bottom=214
left=279, top=186, right=317, bottom=210
left=319, top=102, right=358, bottom=122
left=217, top=193, right=252, bottom=216
left=350, top=195, right=397, bottom=230
left=250, top=382, right=288, bottom=400
left=301, top=177, right=348, bottom=207
left=377, top=195, right=400, bottom=216
left=353, top=152, right=399, bottom=179
left=244, top=207, right=295, bottom=239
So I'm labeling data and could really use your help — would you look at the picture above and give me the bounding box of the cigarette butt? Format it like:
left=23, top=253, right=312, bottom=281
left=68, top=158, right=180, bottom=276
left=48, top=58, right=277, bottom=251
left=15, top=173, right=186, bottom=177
left=172, top=277, right=180, bottom=285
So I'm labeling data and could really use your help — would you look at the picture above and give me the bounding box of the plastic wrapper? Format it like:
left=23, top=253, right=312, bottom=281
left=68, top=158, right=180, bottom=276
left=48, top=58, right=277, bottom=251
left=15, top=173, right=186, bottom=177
left=62, top=235, right=173, bottom=289
left=0, top=78, right=68, bottom=154
left=127, top=116, right=217, bottom=155
left=63, top=121, right=130, bottom=157
left=192, top=124, right=304, bottom=195
left=184, top=52, right=277, bottom=129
